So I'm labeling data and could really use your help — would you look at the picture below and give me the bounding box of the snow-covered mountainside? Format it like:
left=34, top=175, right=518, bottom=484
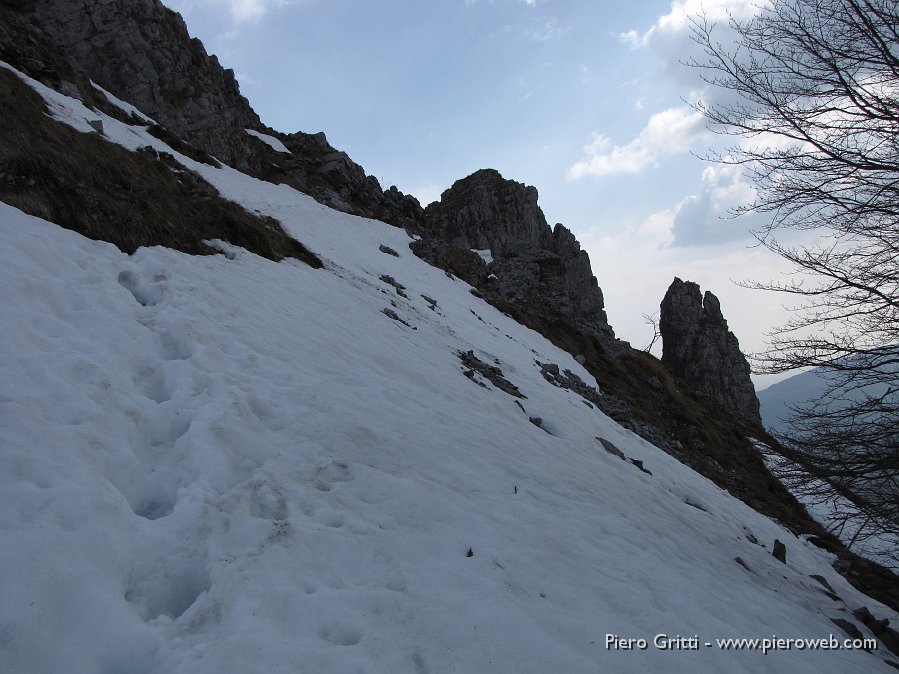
left=1, top=62, right=897, bottom=673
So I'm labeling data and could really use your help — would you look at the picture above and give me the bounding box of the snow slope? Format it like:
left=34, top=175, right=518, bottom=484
left=245, top=128, right=291, bottom=153
left=1, top=63, right=896, bottom=673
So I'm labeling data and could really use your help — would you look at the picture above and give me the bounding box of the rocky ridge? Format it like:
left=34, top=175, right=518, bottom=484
left=26, top=0, right=261, bottom=168
left=414, top=169, right=616, bottom=345
left=5, top=0, right=421, bottom=230
left=3, top=0, right=612, bottom=346
left=660, top=277, right=762, bottom=424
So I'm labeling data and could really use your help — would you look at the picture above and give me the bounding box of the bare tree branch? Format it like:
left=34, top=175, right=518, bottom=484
left=688, top=0, right=899, bottom=559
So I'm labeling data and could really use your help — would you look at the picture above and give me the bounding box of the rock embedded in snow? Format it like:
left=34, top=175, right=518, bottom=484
left=379, top=274, right=408, bottom=298
left=458, top=350, right=525, bottom=398
left=831, top=618, right=865, bottom=641
left=598, top=437, right=626, bottom=460
left=773, top=539, right=787, bottom=563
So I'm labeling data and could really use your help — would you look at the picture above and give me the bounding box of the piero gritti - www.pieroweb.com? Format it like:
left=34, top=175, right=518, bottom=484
left=605, top=633, right=878, bottom=654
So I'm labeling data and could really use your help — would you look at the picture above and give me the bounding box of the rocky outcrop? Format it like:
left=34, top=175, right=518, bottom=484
left=5, top=0, right=610, bottom=343
left=5, top=0, right=423, bottom=230
left=267, top=131, right=424, bottom=230
left=416, top=169, right=615, bottom=344
left=659, top=278, right=761, bottom=423
left=26, top=0, right=261, bottom=169
left=0, top=65, right=320, bottom=266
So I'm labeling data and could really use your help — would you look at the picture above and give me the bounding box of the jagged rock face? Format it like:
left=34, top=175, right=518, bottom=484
left=271, top=132, right=424, bottom=230
left=28, top=0, right=262, bottom=169
left=9, top=0, right=606, bottom=342
left=659, top=278, right=761, bottom=423
left=421, top=169, right=614, bottom=342
left=11, top=0, right=424, bottom=230
left=424, top=169, right=551, bottom=255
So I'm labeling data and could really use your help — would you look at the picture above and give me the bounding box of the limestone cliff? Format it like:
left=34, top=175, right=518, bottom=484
left=416, top=169, right=614, bottom=343
left=659, top=277, right=761, bottom=423
left=27, top=0, right=261, bottom=168
left=5, top=0, right=422, bottom=229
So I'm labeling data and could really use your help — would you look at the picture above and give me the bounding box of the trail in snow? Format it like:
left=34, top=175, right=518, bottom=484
left=0, top=62, right=896, bottom=673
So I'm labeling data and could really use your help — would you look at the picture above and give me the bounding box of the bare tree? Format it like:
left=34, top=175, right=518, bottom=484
left=642, top=311, right=661, bottom=354
left=687, top=0, right=899, bottom=555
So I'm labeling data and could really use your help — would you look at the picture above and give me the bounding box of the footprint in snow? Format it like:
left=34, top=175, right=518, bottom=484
left=156, top=325, right=194, bottom=361
left=124, top=557, right=211, bottom=622
left=318, top=622, right=362, bottom=646
left=316, top=461, right=353, bottom=485
left=248, top=478, right=288, bottom=521
left=313, top=507, right=345, bottom=529
left=118, top=269, right=164, bottom=307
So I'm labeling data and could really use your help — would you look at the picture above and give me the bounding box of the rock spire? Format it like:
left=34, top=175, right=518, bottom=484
left=660, top=278, right=761, bottom=423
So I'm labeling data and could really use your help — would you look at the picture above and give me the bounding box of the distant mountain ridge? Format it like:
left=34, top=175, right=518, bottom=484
left=759, top=354, right=897, bottom=434
left=759, top=369, right=832, bottom=434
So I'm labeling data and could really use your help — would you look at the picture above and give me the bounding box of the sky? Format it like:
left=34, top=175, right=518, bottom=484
left=162, top=0, right=796, bottom=388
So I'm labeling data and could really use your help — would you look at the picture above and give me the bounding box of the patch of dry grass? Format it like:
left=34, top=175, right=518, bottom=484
left=0, top=69, right=320, bottom=267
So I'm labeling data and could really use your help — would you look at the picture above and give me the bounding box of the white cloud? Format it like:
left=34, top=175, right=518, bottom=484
left=164, top=0, right=292, bottom=23
left=624, top=0, right=761, bottom=50
left=637, top=207, right=676, bottom=245
left=617, top=29, right=646, bottom=50
left=230, top=0, right=268, bottom=21
left=619, top=0, right=765, bottom=105
left=567, top=106, right=707, bottom=178
left=573, top=0, right=767, bottom=181
left=668, top=162, right=760, bottom=246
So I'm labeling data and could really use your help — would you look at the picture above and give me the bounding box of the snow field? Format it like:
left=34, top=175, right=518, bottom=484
left=0, top=62, right=895, bottom=673
left=244, top=128, right=292, bottom=154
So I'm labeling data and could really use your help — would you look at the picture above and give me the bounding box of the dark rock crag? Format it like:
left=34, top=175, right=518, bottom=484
left=267, top=132, right=424, bottom=230
left=659, top=277, right=761, bottom=423
left=4, top=0, right=609, bottom=342
left=5, top=0, right=423, bottom=230
left=415, top=169, right=615, bottom=344
left=27, top=0, right=262, bottom=168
